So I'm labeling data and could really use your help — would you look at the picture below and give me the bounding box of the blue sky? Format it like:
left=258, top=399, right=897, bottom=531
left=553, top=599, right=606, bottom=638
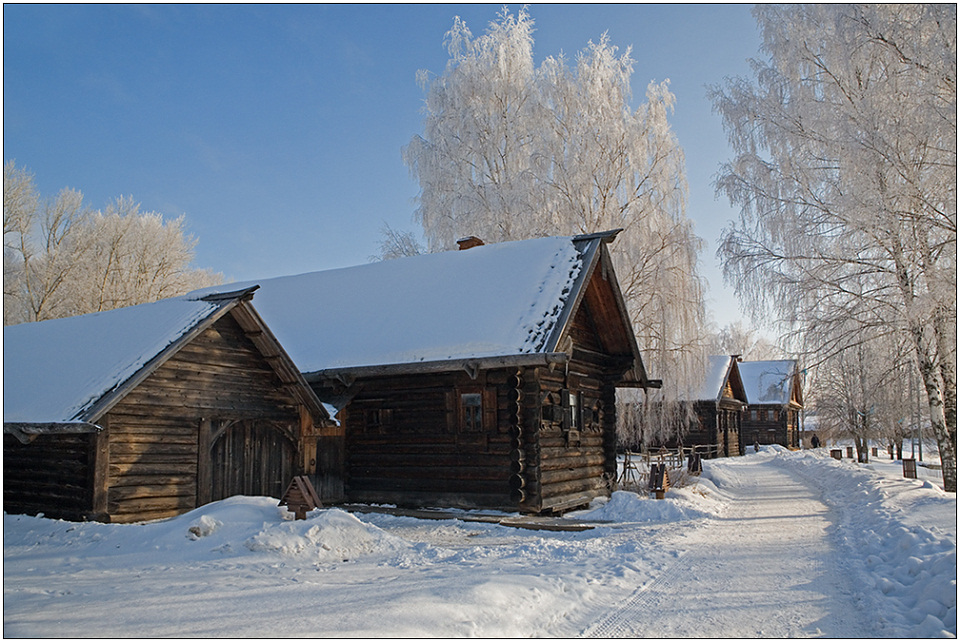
left=4, top=4, right=762, bottom=330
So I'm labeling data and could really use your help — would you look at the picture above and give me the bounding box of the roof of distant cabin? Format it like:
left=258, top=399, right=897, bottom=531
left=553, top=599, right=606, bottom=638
left=738, top=359, right=800, bottom=406
left=190, top=231, right=647, bottom=383
left=3, top=288, right=326, bottom=426
left=695, top=355, right=734, bottom=401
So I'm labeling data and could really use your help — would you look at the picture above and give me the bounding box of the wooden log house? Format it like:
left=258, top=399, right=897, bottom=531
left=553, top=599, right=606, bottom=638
left=4, top=287, right=335, bottom=523
left=211, top=230, right=659, bottom=515
left=738, top=359, right=804, bottom=449
left=686, top=356, right=748, bottom=457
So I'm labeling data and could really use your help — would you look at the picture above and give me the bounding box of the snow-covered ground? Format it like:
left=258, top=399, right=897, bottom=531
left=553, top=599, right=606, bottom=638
left=4, top=446, right=956, bottom=638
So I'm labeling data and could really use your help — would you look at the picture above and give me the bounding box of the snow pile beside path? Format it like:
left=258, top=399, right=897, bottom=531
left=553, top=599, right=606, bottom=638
left=573, top=478, right=728, bottom=523
left=244, top=508, right=415, bottom=562
left=4, top=497, right=419, bottom=570
left=773, top=446, right=957, bottom=638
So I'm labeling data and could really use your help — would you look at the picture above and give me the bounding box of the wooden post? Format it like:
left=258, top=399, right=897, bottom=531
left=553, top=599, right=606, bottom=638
left=196, top=418, right=213, bottom=507
left=279, top=475, right=322, bottom=519
left=902, top=458, right=918, bottom=479
left=687, top=452, right=702, bottom=476
left=89, top=416, right=110, bottom=520
left=648, top=462, right=670, bottom=499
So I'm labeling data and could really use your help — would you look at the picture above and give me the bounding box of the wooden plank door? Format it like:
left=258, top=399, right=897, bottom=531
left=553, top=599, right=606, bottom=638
left=206, top=419, right=296, bottom=502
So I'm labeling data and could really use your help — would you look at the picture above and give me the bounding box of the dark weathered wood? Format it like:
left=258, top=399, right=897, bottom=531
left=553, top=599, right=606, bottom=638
left=196, top=418, right=213, bottom=507
left=308, top=238, right=641, bottom=515
left=4, top=309, right=337, bottom=524
left=903, top=458, right=918, bottom=479
left=4, top=433, right=92, bottom=520
left=3, top=422, right=101, bottom=443
left=90, top=416, right=110, bottom=519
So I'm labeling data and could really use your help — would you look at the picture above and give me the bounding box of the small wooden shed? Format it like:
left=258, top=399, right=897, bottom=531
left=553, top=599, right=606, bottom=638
left=199, top=230, right=658, bottom=514
left=686, top=355, right=748, bottom=457
left=738, top=359, right=804, bottom=449
left=3, top=287, right=336, bottom=523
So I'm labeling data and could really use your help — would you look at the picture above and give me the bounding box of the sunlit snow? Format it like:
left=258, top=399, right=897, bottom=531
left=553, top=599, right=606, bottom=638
left=4, top=446, right=954, bottom=637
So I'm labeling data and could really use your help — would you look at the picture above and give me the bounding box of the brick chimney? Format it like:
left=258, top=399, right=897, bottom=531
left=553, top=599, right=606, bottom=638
left=456, top=236, right=484, bottom=250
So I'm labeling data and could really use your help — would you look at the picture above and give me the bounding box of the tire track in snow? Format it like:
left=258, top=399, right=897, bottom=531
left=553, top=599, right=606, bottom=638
left=580, top=549, right=689, bottom=637
left=580, top=455, right=875, bottom=638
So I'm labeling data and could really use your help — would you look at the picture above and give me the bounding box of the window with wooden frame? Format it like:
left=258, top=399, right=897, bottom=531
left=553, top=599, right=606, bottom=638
left=454, top=388, right=496, bottom=433
left=364, top=408, right=393, bottom=433
left=566, top=390, right=581, bottom=431
left=559, top=389, right=583, bottom=448
left=461, top=393, right=483, bottom=432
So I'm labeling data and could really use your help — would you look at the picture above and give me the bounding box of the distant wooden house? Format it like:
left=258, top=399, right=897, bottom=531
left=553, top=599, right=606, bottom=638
left=738, top=359, right=804, bottom=449
left=3, top=287, right=335, bottom=523
left=685, top=356, right=747, bottom=457
left=204, top=230, right=658, bottom=515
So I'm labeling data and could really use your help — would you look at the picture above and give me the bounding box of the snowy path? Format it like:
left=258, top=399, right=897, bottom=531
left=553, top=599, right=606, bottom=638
left=579, top=456, right=874, bottom=638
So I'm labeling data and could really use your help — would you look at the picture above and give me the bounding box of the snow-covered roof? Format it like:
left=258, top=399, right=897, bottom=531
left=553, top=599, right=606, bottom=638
left=191, top=232, right=636, bottom=377
left=4, top=287, right=328, bottom=427
left=3, top=232, right=645, bottom=427
left=695, top=356, right=735, bottom=401
left=738, top=360, right=801, bottom=406
left=4, top=296, right=226, bottom=424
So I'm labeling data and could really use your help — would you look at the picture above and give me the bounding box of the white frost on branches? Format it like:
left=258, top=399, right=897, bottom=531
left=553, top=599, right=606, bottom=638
left=710, top=5, right=956, bottom=489
left=4, top=162, right=222, bottom=325
left=403, top=8, right=709, bottom=446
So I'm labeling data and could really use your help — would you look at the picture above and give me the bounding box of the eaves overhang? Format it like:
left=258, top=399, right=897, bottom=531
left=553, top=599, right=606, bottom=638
left=304, top=352, right=570, bottom=386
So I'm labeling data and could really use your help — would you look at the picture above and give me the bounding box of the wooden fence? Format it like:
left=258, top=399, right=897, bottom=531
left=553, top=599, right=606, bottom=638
left=617, top=445, right=719, bottom=492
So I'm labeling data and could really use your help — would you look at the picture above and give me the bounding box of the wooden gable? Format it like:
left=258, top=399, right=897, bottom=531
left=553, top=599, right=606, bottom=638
left=99, top=306, right=329, bottom=522
left=722, top=380, right=735, bottom=400
left=724, top=360, right=749, bottom=405
left=554, top=240, right=648, bottom=387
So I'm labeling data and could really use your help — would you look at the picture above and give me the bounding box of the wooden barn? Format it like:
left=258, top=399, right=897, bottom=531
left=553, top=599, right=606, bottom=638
left=685, top=355, right=747, bottom=457
left=202, top=230, right=658, bottom=514
left=738, top=359, right=804, bottom=449
left=3, top=287, right=336, bottom=523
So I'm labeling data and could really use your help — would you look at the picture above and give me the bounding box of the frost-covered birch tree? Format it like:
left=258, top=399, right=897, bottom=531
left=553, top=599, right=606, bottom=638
left=4, top=162, right=222, bottom=325
left=369, top=223, right=424, bottom=261
left=709, top=322, right=783, bottom=361
left=710, top=5, right=957, bottom=489
left=403, top=8, right=708, bottom=446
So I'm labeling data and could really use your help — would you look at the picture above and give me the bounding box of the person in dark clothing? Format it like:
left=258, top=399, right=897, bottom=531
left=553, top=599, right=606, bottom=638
left=810, top=433, right=821, bottom=448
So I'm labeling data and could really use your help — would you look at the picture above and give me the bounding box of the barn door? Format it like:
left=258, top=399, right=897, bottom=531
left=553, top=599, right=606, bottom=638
left=204, top=419, right=297, bottom=503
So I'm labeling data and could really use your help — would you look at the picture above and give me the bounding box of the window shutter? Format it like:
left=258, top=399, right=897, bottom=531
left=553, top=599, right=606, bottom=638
left=445, top=391, right=456, bottom=433
left=483, top=388, right=497, bottom=432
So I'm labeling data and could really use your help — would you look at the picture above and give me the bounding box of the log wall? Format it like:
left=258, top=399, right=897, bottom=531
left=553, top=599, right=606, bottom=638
left=523, top=360, right=615, bottom=513
left=3, top=433, right=92, bottom=520
left=340, top=369, right=516, bottom=509
left=335, top=357, right=620, bottom=515
left=742, top=405, right=799, bottom=449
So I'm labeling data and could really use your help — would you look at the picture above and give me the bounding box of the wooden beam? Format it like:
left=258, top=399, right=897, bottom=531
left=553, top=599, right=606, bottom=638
left=4, top=422, right=101, bottom=444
